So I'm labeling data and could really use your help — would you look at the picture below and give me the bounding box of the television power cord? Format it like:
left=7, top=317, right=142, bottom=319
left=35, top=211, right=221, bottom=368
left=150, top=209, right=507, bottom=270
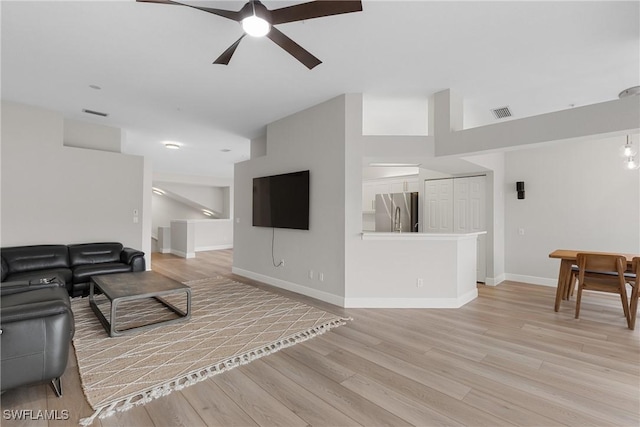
left=272, top=227, right=284, bottom=267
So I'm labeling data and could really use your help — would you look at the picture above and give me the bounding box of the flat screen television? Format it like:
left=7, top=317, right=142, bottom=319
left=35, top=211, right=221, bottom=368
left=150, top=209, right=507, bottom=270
left=252, top=170, right=310, bottom=230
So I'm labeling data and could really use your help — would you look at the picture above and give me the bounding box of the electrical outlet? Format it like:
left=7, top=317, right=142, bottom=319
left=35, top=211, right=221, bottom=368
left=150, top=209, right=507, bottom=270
left=417, top=278, right=423, bottom=288
left=518, top=228, right=525, bottom=235
left=309, top=270, right=314, bottom=279
left=280, top=259, right=285, bottom=267
left=319, top=273, right=324, bottom=282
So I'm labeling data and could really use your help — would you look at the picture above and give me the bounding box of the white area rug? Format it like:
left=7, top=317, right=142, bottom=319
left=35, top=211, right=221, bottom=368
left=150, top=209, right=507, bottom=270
left=70, top=276, right=349, bottom=425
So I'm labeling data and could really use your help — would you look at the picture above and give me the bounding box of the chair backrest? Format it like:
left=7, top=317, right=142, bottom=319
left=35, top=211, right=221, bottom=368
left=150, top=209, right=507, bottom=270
left=576, top=253, right=626, bottom=275
left=633, top=257, right=640, bottom=281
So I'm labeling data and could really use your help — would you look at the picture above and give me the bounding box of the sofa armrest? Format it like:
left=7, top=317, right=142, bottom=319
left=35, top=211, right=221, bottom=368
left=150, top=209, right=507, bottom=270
left=0, top=279, right=66, bottom=296
left=121, top=247, right=146, bottom=271
left=0, top=300, right=70, bottom=324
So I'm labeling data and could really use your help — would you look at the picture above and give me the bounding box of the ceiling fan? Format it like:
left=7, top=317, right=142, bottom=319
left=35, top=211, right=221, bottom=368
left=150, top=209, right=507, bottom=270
left=137, top=0, right=363, bottom=69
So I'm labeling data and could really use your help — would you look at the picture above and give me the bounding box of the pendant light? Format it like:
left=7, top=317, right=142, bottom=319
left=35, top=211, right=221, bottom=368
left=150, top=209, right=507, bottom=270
left=619, top=135, right=637, bottom=158
left=621, top=135, right=640, bottom=170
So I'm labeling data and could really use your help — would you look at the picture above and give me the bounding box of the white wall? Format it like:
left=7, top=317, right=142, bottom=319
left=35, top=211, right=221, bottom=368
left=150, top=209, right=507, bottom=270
left=194, top=219, right=233, bottom=251
left=504, top=135, right=640, bottom=285
left=362, top=94, right=429, bottom=136
left=156, top=182, right=225, bottom=214
left=233, top=96, right=347, bottom=304
left=151, top=192, right=213, bottom=238
left=63, top=118, right=122, bottom=152
left=153, top=172, right=233, bottom=219
left=1, top=102, right=149, bottom=261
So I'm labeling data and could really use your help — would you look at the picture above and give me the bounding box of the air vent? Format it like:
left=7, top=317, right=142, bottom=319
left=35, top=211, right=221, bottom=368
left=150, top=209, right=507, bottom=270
left=491, top=106, right=512, bottom=119
left=82, top=108, right=109, bottom=117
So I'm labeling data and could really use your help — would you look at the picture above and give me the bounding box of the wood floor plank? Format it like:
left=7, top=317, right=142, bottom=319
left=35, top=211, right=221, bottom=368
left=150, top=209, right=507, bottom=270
left=98, top=406, right=155, bottom=427
left=340, top=374, right=465, bottom=427
left=321, top=331, right=473, bottom=400
left=210, top=368, right=308, bottom=427
left=326, top=348, right=507, bottom=426
left=179, top=378, right=259, bottom=427
left=282, top=342, right=357, bottom=383
left=428, top=347, right=640, bottom=426
left=262, top=348, right=413, bottom=427
left=143, top=392, right=207, bottom=427
left=461, top=389, right=563, bottom=427
left=241, top=358, right=362, bottom=426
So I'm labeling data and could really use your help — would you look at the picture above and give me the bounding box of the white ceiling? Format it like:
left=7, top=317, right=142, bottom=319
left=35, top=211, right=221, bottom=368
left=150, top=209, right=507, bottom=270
left=2, top=0, right=639, bottom=179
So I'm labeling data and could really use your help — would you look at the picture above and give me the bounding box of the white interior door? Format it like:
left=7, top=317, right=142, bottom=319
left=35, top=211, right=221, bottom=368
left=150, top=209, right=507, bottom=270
left=469, top=176, right=487, bottom=282
left=424, top=176, right=487, bottom=282
left=424, top=179, right=453, bottom=233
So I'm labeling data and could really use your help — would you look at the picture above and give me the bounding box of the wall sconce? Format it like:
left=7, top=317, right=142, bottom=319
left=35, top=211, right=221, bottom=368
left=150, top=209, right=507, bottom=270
left=516, top=181, right=525, bottom=199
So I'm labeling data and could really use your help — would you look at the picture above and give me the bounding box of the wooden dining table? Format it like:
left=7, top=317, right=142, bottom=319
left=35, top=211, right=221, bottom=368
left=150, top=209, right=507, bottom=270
left=548, top=249, right=638, bottom=312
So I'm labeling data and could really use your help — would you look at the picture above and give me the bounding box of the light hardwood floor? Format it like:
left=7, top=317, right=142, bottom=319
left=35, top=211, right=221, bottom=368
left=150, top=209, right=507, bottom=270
left=2, top=249, right=639, bottom=426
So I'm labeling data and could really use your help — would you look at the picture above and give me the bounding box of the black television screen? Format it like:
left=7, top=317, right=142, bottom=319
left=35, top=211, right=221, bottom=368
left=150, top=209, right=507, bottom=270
left=253, top=170, right=310, bottom=230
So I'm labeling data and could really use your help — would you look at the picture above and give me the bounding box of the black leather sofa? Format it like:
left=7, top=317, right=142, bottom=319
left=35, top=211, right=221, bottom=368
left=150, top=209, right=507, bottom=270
left=0, top=279, right=74, bottom=396
left=1, top=243, right=145, bottom=297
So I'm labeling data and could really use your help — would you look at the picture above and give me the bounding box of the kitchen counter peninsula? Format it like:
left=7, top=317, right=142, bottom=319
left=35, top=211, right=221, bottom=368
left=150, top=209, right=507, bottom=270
left=345, top=231, right=486, bottom=308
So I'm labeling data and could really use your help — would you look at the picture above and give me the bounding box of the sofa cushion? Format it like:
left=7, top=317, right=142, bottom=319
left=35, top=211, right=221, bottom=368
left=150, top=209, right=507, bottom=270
left=72, top=262, right=132, bottom=283
left=1, top=286, right=70, bottom=313
left=1, top=257, right=7, bottom=281
left=1, top=245, right=70, bottom=274
left=68, top=243, right=123, bottom=266
left=4, top=268, right=72, bottom=287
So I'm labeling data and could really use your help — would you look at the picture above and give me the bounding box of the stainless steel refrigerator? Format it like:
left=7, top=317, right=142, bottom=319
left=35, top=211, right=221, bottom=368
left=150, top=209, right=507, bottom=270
left=375, top=192, right=419, bottom=232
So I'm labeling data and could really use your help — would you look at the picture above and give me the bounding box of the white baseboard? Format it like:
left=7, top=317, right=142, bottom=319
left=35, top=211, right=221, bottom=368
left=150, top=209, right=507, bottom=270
left=504, top=274, right=557, bottom=287
left=196, top=244, right=233, bottom=252
left=344, top=288, right=478, bottom=308
left=484, top=273, right=506, bottom=286
left=232, top=267, right=345, bottom=307
left=160, top=248, right=171, bottom=254
left=232, top=268, right=481, bottom=309
left=171, top=249, right=195, bottom=259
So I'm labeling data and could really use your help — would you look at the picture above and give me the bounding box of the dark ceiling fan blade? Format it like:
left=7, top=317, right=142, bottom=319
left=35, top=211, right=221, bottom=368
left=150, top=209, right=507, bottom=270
left=195, top=6, right=242, bottom=22
left=136, top=0, right=242, bottom=21
left=267, top=27, right=321, bottom=70
left=213, top=35, right=246, bottom=65
left=270, top=0, right=362, bottom=25
left=136, top=0, right=176, bottom=4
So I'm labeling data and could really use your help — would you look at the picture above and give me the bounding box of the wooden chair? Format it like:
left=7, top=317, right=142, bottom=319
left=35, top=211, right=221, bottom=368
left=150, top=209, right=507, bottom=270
left=574, top=253, right=630, bottom=328
left=629, top=257, right=639, bottom=330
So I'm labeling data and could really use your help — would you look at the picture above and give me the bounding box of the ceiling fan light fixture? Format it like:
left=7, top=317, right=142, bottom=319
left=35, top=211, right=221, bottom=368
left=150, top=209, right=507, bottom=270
left=242, top=15, right=270, bottom=37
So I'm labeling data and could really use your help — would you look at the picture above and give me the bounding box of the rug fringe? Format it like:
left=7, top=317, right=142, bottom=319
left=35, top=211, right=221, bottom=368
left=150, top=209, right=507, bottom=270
left=78, top=317, right=351, bottom=425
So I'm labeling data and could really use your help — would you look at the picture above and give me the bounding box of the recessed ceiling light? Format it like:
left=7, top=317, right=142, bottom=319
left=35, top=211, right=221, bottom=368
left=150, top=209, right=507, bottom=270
left=220, top=148, right=231, bottom=152
left=163, top=141, right=181, bottom=150
left=89, top=84, right=101, bottom=90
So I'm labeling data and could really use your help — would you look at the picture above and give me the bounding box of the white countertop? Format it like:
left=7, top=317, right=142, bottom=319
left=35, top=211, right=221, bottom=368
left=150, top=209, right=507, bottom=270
left=361, top=231, right=487, bottom=241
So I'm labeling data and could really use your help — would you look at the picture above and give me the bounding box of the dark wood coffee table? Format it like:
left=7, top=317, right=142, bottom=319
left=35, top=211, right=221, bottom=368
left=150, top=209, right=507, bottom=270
left=89, top=271, right=191, bottom=337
